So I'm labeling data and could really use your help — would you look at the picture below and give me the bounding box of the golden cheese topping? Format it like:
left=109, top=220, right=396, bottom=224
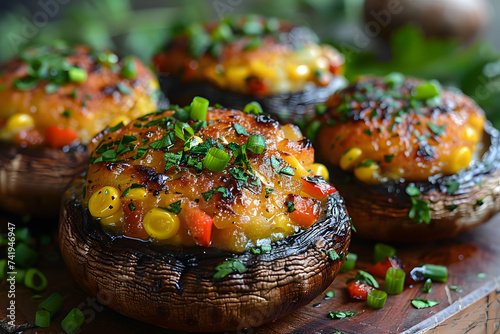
left=153, top=15, right=344, bottom=96
left=313, top=74, right=486, bottom=183
left=83, top=103, right=336, bottom=253
left=0, top=44, right=161, bottom=148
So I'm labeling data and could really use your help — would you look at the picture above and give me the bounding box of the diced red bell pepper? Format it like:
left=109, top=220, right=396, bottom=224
left=45, top=126, right=78, bottom=148
left=287, top=195, right=320, bottom=229
left=185, top=206, right=213, bottom=247
left=247, top=77, right=268, bottom=96
left=123, top=201, right=149, bottom=240
left=347, top=280, right=375, bottom=300
left=301, top=178, right=337, bottom=199
left=367, top=256, right=403, bottom=278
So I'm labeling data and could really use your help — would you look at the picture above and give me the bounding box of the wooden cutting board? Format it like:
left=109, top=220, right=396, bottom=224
left=1, top=211, right=500, bottom=334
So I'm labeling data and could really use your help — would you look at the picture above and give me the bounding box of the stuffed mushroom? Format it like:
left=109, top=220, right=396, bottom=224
left=59, top=100, right=351, bottom=331
left=0, top=44, right=161, bottom=215
left=310, top=74, right=500, bottom=241
left=153, top=15, right=345, bottom=123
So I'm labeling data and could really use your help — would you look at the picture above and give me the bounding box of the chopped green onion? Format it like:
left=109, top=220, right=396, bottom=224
left=190, top=96, right=209, bottom=121
left=422, top=264, right=448, bottom=283
left=35, top=309, right=51, bottom=328
left=350, top=270, right=379, bottom=288
left=422, top=278, right=432, bottom=293
left=24, top=268, right=48, bottom=291
left=15, top=243, right=38, bottom=268
left=243, top=101, right=263, bottom=115
left=374, top=243, right=396, bottom=263
left=203, top=147, right=230, bottom=172
left=68, top=67, right=87, bottom=83
left=214, top=259, right=247, bottom=279
left=61, top=308, right=85, bottom=334
left=120, top=56, right=137, bottom=80
left=367, top=290, right=387, bottom=309
left=385, top=267, right=406, bottom=295
left=339, top=253, right=357, bottom=273
left=246, top=135, right=266, bottom=154
left=412, top=80, right=441, bottom=100
left=38, top=293, right=63, bottom=316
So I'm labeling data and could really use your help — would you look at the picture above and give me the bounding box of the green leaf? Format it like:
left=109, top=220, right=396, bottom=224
left=427, top=122, right=447, bottom=136
left=411, top=298, right=440, bottom=309
left=405, top=184, right=421, bottom=197
left=328, top=311, right=358, bottom=319
left=349, top=270, right=379, bottom=289
left=214, top=259, right=247, bottom=279
left=409, top=197, right=431, bottom=224
left=233, top=123, right=248, bottom=136
left=159, top=200, right=182, bottom=214
left=445, top=181, right=460, bottom=194
left=325, top=290, right=335, bottom=299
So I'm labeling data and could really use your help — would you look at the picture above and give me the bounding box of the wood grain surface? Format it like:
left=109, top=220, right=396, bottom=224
left=1, top=210, right=500, bottom=334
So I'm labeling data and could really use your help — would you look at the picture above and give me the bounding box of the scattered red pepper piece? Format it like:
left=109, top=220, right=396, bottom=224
left=287, top=195, right=320, bottom=228
left=347, top=281, right=375, bottom=300
left=45, top=126, right=78, bottom=148
left=300, top=178, right=337, bottom=199
left=185, top=206, right=213, bottom=247
left=367, top=256, right=403, bottom=278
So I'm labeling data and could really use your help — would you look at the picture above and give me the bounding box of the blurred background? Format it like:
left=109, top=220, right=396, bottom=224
left=0, top=0, right=499, bottom=126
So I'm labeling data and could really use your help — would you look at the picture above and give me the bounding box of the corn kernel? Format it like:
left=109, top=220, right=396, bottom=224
left=309, top=163, right=329, bottom=181
left=462, top=125, right=479, bottom=142
left=282, top=154, right=309, bottom=179
left=143, top=208, right=180, bottom=240
left=124, top=187, right=148, bottom=200
left=271, top=213, right=294, bottom=235
left=88, top=186, right=121, bottom=218
left=110, top=115, right=131, bottom=128
left=5, top=114, right=35, bottom=134
left=225, top=66, right=250, bottom=86
left=148, top=79, right=160, bottom=91
left=447, top=147, right=471, bottom=174
left=340, top=148, right=363, bottom=171
left=100, top=210, right=123, bottom=226
left=287, top=64, right=311, bottom=81
left=468, top=113, right=485, bottom=131
left=250, top=60, right=275, bottom=79
left=354, top=161, right=382, bottom=185
left=184, top=135, right=203, bottom=151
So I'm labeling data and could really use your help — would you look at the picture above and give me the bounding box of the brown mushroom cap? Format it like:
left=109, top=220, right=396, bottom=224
left=59, top=180, right=351, bottom=332
left=0, top=143, right=87, bottom=216
left=328, top=121, right=500, bottom=242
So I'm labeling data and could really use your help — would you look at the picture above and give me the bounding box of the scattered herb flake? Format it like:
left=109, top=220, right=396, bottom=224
left=328, top=311, right=358, bottom=319
left=445, top=181, right=460, bottom=194
left=384, top=154, right=394, bottom=163
left=411, top=298, right=440, bottom=309
left=286, top=200, right=295, bottom=213
left=427, top=122, right=447, bottom=136
left=233, top=123, right=248, bottom=136
left=214, top=259, right=247, bottom=279
left=363, top=129, right=373, bottom=136
left=448, top=285, right=463, bottom=292
left=477, top=273, right=486, bottom=279
left=159, top=200, right=182, bottom=214
left=325, top=290, right=335, bottom=299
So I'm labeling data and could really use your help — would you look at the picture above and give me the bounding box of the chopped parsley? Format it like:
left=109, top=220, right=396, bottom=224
left=427, top=122, right=447, bottom=136
left=286, top=200, right=295, bottom=213
left=233, top=123, right=248, bottom=136
left=213, top=259, right=247, bottom=279
left=159, top=200, right=182, bottom=214
left=411, top=298, right=439, bottom=309
left=384, top=154, right=394, bottom=163
left=445, top=181, right=460, bottom=194
left=328, top=311, right=358, bottom=319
